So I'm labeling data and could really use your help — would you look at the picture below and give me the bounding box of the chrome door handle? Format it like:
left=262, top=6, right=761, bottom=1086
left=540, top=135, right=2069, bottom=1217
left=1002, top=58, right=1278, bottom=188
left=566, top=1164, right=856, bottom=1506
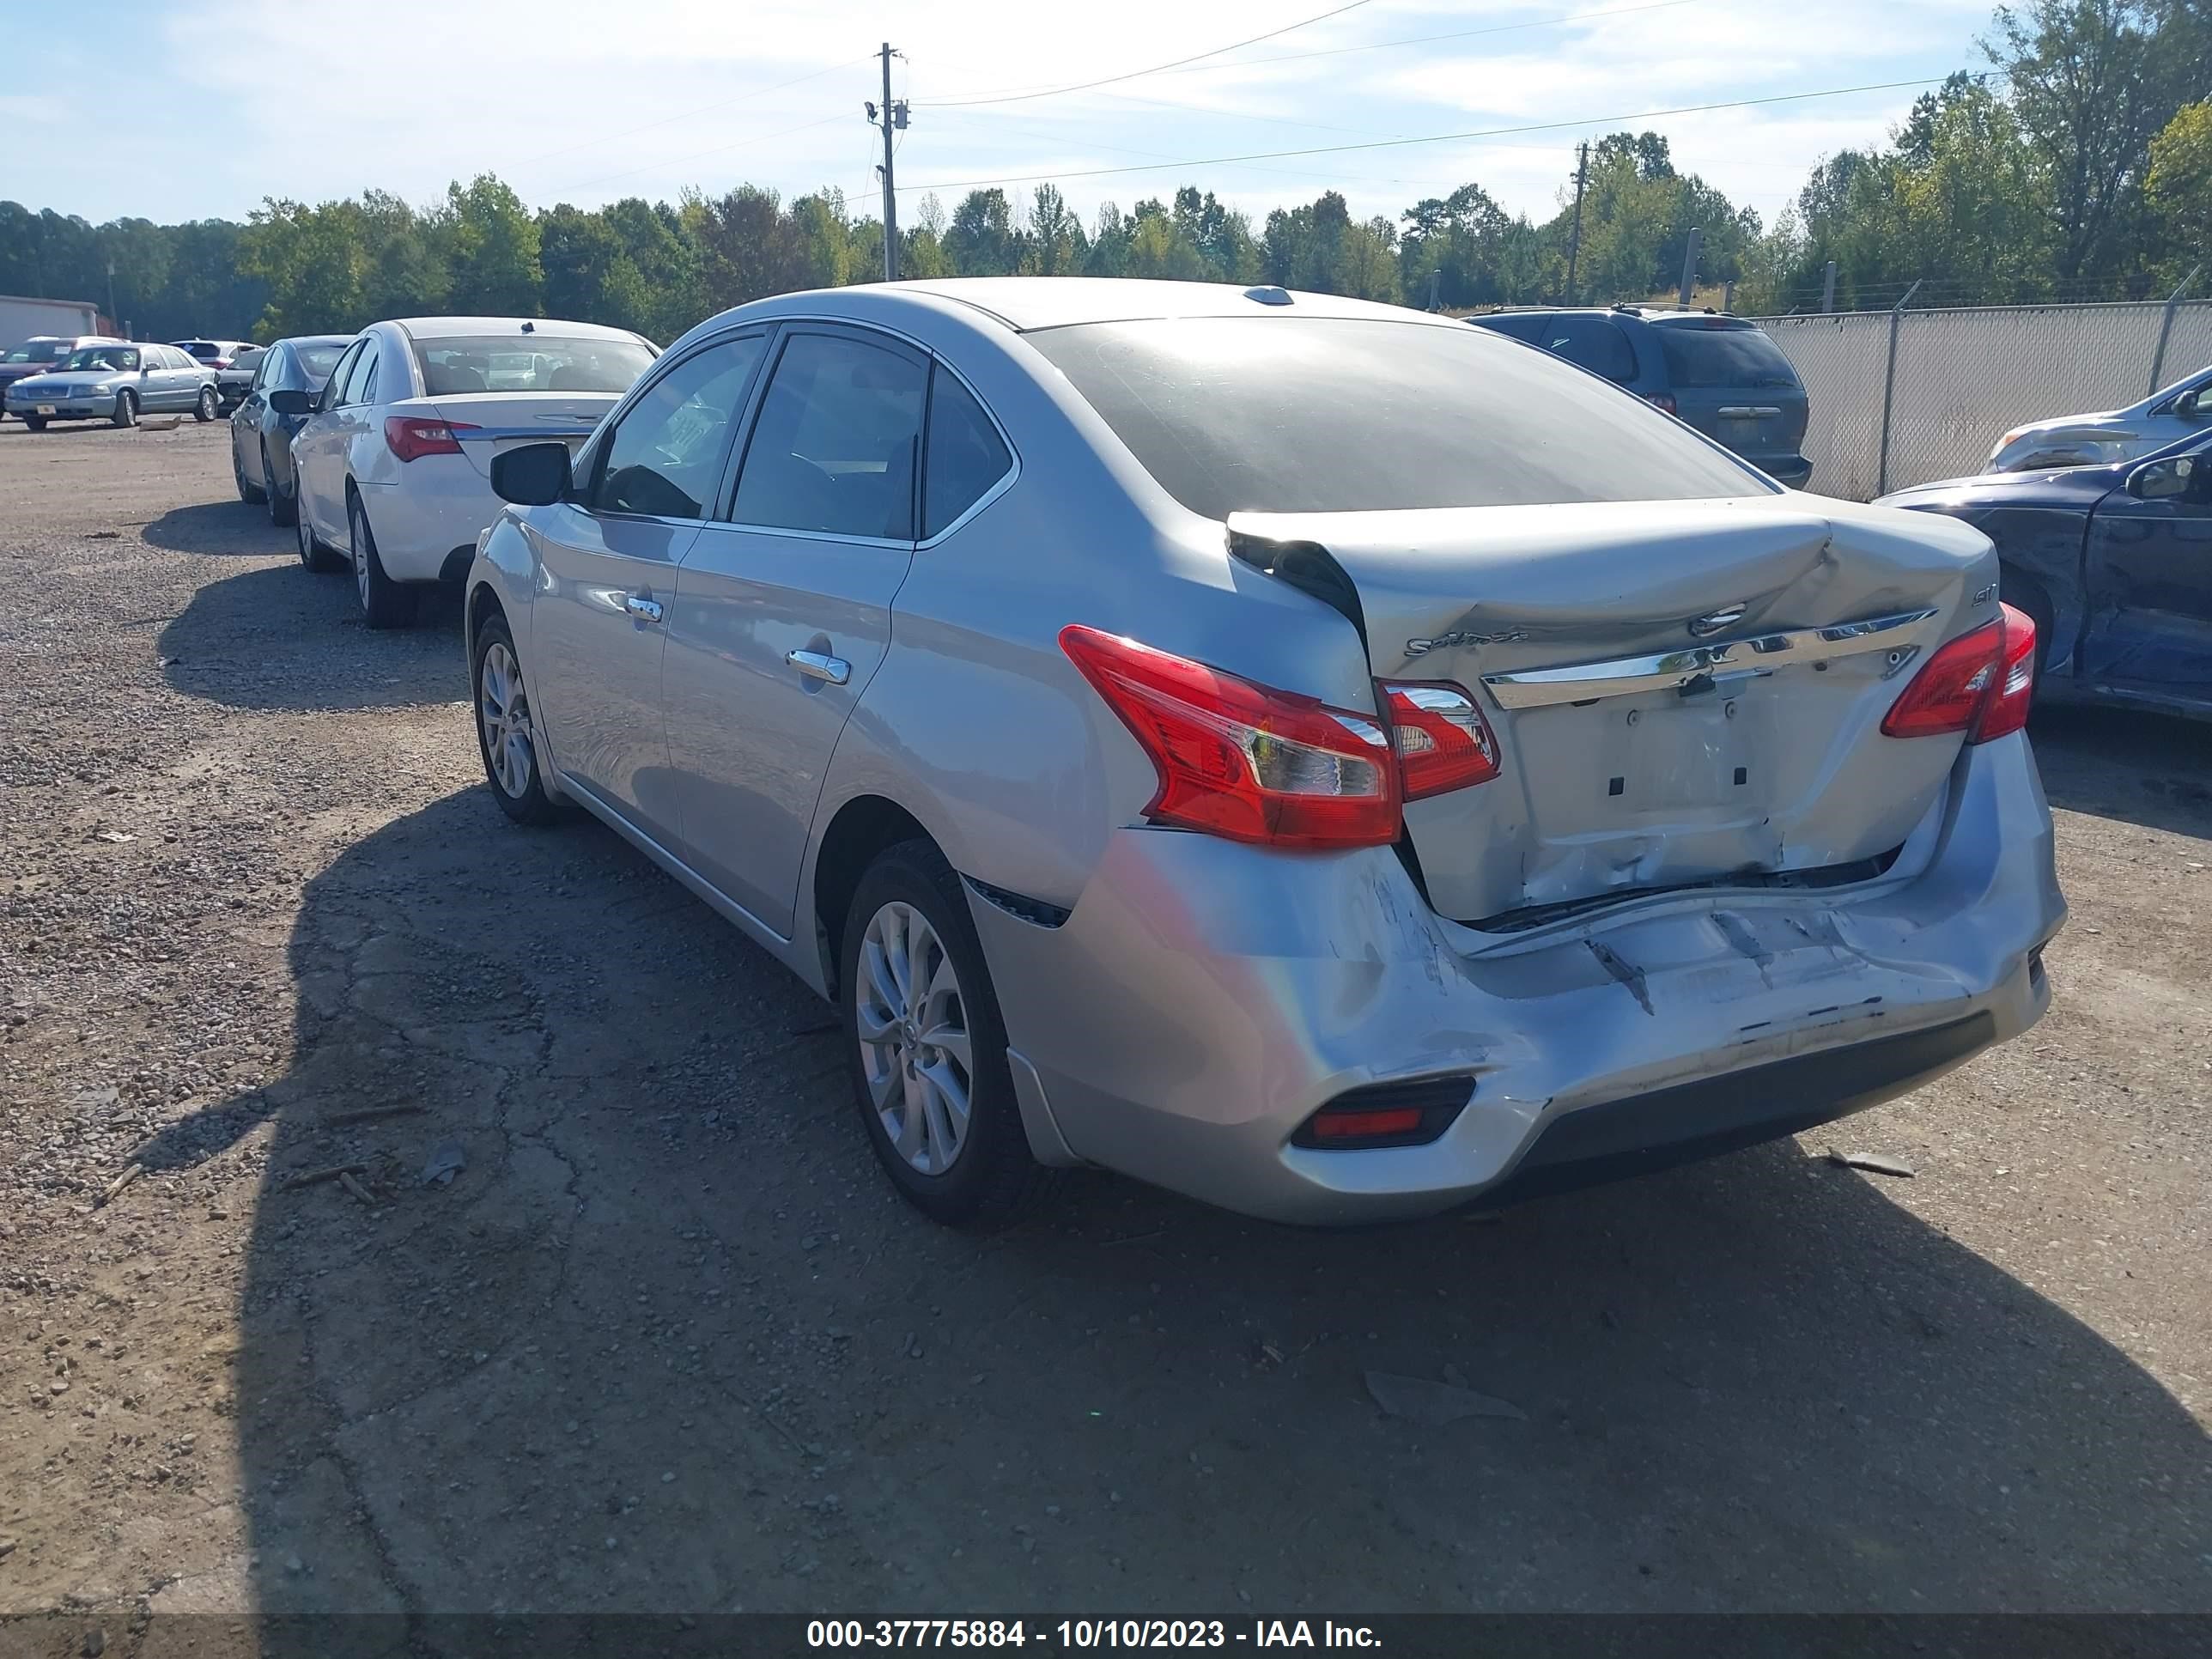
left=786, top=648, right=851, bottom=685
left=624, top=594, right=664, bottom=623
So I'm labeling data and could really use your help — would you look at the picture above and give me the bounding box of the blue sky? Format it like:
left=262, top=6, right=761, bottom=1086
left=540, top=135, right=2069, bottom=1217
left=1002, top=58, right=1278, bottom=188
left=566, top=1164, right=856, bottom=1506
left=6, top=0, right=1999, bottom=233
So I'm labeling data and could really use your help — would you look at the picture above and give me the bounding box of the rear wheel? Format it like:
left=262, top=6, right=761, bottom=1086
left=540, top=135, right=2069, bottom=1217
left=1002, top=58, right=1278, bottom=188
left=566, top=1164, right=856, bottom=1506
left=840, top=840, right=1051, bottom=1229
left=233, top=435, right=265, bottom=503
left=193, top=386, right=217, bottom=422
left=472, top=614, right=562, bottom=824
left=349, top=491, right=415, bottom=629
left=110, top=391, right=137, bottom=429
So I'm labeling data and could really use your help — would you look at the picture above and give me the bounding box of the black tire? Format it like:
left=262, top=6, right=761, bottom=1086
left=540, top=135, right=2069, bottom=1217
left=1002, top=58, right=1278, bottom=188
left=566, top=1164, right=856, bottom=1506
left=111, top=391, right=137, bottom=429
left=267, top=443, right=301, bottom=529
left=193, top=386, right=217, bottom=422
left=22, top=416, right=46, bottom=433
left=348, top=490, right=415, bottom=629
left=840, top=839, right=1053, bottom=1230
left=2000, top=567, right=2055, bottom=684
left=233, top=434, right=265, bottom=503
left=471, top=613, right=562, bottom=825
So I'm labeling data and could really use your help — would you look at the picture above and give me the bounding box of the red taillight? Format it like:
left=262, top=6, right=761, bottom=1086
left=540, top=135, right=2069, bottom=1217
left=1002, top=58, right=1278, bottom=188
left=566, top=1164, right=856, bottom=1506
left=210, top=356, right=231, bottom=370
left=1974, top=602, right=2038, bottom=741
left=1646, top=392, right=1678, bottom=415
left=1881, top=603, right=2037, bottom=742
left=1380, top=681, right=1501, bottom=799
left=1059, top=625, right=1399, bottom=851
left=384, top=415, right=478, bottom=462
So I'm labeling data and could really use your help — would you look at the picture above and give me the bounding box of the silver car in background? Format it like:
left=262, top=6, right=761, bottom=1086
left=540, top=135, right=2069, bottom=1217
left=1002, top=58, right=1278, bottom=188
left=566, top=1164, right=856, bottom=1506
left=465, top=278, right=2064, bottom=1229
left=1988, top=362, right=2212, bottom=471
left=3, top=340, right=219, bottom=429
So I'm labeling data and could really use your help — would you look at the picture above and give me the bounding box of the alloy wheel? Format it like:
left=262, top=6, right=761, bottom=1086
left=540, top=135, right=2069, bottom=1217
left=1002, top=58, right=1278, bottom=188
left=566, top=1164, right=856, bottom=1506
left=477, top=641, right=536, bottom=799
left=854, top=901, right=973, bottom=1176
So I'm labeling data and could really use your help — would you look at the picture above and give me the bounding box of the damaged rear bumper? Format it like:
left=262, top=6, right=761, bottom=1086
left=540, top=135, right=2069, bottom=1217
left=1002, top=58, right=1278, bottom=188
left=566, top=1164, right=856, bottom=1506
left=968, top=732, right=2063, bottom=1225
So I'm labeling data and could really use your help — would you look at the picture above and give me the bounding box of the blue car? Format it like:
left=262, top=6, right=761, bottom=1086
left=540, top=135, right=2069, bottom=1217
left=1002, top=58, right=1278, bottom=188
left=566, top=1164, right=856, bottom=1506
left=1878, top=428, right=2212, bottom=721
left=1469, top=306, right=1812, bottom=487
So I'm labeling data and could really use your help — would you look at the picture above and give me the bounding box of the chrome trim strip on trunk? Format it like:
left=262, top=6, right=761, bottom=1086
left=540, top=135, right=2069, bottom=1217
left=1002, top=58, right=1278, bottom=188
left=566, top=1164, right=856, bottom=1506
left=451, top=426, right=601, bottom=441
left=1480, top=607, right=1941, bottom=709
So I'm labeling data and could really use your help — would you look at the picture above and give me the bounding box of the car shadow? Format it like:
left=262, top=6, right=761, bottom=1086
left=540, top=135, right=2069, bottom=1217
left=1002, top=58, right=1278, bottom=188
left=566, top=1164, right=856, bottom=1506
left=156, top=562, right=467, bottom=713
left=142, top=500, right=291, bottom=556
left=2030, top=704, right=2211, bottom=839
left=123, top=786, right=2211, bottom=1633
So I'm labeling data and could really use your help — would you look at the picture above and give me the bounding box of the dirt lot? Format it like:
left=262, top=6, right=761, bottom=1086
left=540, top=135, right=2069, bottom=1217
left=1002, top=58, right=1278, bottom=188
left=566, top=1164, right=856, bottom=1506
left=0, top=417, right=2208, bottom=1644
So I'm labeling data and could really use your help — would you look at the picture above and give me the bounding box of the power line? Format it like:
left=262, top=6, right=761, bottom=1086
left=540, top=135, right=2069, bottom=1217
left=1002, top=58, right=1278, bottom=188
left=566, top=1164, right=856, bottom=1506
left=895, top=76, right=1946, bottom=197
left=915, top=0, right=1372, bottom=108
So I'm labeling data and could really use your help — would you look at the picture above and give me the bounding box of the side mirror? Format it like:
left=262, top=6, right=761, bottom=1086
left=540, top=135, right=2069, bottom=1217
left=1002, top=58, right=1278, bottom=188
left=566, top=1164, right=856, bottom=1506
left=2126, top=453, right=2197, bottom=500
left=2178, top=389, right=2209, bottom=420
left=269, top=388, right=313, bottom=416
left=490, top=441, right=574, bottom=507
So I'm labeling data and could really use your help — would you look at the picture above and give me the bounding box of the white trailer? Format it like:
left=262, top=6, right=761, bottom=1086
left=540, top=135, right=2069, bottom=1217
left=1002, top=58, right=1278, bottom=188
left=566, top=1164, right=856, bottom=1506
left=0, top=295, right=107, bottom=344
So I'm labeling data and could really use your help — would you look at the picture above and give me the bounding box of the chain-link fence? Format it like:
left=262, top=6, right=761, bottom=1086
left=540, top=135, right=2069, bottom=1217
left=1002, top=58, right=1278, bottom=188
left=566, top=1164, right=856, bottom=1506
left=1752, top=299, right=2212, bottom=500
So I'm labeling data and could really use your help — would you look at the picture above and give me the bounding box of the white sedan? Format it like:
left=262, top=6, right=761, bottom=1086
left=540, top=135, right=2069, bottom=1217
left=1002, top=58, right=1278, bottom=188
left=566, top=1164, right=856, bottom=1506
left=273, top=316, right=657, bottom=627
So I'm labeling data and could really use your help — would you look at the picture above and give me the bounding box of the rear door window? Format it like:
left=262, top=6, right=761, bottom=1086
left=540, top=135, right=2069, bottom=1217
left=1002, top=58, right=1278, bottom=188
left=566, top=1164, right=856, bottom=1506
left=730, top=331, right=927, bottom=541
left=1530, top=316, right=1638, bottom=383
left=1654, top=325, right=1800, bottom=389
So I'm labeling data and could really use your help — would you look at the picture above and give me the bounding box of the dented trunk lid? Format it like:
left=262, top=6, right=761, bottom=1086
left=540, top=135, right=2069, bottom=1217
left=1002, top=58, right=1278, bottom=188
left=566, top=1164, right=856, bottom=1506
left=1228, top=496, right=1999, bottom=924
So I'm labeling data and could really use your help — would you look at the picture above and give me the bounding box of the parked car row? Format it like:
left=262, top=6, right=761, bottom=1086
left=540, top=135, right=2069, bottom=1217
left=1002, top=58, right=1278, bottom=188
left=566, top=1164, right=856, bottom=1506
left=233, top=315, right=659, bottom=626
left=432, top=276, right=2061, bottom=1230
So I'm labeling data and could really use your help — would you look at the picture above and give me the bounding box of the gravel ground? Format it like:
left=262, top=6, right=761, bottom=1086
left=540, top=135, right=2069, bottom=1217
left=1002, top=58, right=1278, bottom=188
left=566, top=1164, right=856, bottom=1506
left=0, top=419, right=2208, bottom=1647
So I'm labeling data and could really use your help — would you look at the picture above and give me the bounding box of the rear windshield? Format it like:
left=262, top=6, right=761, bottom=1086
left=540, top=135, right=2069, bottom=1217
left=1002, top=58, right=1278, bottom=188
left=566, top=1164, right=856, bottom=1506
left=412, top=336, right=654, bottom=396
left=296, top=343, right=345, bottom=380
left=1654, top=324, right=1799, bottom=390
left=1026, top=316, right=1765, bottom=518
left=4, top=341, right=69, bottom=364
left=179, top=342, right=222, bottom=361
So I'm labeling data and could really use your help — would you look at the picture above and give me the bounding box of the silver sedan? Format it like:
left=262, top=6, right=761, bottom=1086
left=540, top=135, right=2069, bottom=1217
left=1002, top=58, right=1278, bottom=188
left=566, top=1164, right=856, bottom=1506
left=1988, top=362, right=2212, bottom=471
left=464, top=278, right=2064, bottom=1228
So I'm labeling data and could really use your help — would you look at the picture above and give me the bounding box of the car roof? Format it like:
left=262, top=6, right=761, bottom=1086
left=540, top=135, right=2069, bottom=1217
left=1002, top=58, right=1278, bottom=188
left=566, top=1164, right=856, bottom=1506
left=384, top=316, right=647, bottom=343
left=846, top=278, right=1453, bottom=333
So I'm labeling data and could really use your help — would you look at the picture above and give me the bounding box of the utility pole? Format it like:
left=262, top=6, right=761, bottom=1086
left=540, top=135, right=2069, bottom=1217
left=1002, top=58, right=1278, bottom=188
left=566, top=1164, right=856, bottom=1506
left=1565, top=142, right=1589, bottom=305
left=866, top=44, right=908, bottom=283
left=1820, top=260, right=1838, bottom=314
left=105, top=258, right=117, bottom=333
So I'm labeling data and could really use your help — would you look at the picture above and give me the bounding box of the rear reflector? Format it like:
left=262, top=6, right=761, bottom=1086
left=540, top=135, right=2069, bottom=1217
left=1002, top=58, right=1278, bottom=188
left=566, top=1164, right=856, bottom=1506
left=1293, top=1076, right=1475, bottom=1150
left=384, top=415, right=479, bottom=462
left=1060, top=625, right=1399, bottom=850
left=1881, top=602, right=2036, bottom=742
left=1380, top=681, right=1501, bottom=799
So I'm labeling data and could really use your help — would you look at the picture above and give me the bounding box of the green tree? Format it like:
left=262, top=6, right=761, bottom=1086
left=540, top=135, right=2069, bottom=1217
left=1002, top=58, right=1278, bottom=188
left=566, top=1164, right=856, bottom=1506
left=2148, top=100, right=2212, bottom=261
left=441, top=174, right=543, bottom=315
left=539, top=204, right=650, bottom=330
left=945, top=190, right=1019, bottom=275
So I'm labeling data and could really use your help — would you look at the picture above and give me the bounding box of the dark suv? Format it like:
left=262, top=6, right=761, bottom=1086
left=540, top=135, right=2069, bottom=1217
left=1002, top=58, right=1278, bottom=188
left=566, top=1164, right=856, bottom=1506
left=1469, top=306, right=1811, bottom=488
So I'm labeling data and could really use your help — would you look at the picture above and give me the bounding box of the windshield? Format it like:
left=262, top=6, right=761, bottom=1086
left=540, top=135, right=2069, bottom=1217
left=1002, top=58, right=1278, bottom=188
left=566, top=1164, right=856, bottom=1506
left=412, top=336, right=653, bottom=396
left=1653, top=323, right=1800, bottom=390
left=1025, top=316, right=1765, bottom=519
left=4, top=341, right=69, bottom=365
left=62, top=345, right=139, bottom=373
